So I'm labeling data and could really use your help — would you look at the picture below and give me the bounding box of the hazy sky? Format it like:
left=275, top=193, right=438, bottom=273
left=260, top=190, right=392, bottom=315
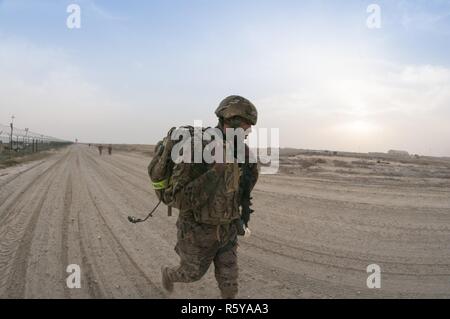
left=1, top=0, right=449, bottom=156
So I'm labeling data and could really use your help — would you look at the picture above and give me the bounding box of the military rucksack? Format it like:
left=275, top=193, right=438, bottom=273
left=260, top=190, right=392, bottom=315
left=128, top=126, right=186, bottom=223
left=147, top=126, right=210, bottom=215
left=128, top=125, right=255, bottom=229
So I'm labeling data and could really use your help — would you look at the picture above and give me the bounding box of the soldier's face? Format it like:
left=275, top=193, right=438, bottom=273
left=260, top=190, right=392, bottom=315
left=240, top=122, right=251, bottom=131
left=223, top=120, right=252, bottom=138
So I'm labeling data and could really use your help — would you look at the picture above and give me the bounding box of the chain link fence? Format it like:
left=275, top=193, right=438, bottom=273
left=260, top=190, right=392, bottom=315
left=0, top=123, right=72, bottom=156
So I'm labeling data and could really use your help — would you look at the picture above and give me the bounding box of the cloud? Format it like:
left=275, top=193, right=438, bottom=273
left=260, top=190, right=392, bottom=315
left=398, top=0, right=450, bottom=34
left=87, top=1, right=128, bottom=21
left=0, top=36, right=127, bottom=143
left=254, top=55, right=450, bottom=156
left=1, top=30, right=449, bottom=155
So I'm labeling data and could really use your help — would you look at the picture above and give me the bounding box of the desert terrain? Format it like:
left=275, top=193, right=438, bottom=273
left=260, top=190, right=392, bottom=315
left=0, top=144, right=449, bottom=298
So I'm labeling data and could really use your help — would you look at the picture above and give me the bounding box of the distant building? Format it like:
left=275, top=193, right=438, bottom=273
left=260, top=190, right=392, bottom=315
left=368, top=152, right=386, bottom=156
left=388, top=150, right=410, bottom=157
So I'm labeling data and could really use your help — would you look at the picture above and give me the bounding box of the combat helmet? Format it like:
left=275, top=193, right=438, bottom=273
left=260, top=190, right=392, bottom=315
left=215, top=95, right=258, bottom=126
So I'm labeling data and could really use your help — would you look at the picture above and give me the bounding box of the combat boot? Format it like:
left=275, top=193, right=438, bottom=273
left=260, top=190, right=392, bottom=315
left=220, top=289, right=236, bottom=299
left=161, top=266, right=174, bottom=293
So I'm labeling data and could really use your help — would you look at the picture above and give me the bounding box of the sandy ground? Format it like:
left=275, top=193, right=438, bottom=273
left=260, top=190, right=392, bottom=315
left=0, top=144, right=449, bottom=298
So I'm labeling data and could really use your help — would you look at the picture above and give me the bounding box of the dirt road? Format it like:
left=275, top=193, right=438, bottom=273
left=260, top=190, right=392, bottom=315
left=0, top=145, right=449, bottom=298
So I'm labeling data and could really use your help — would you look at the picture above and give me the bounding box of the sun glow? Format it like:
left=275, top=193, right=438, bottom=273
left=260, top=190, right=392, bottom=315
left=337, top=120, right=378, bottom=135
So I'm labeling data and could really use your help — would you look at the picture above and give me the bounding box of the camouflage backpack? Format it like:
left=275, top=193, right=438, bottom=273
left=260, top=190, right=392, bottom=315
left=148, top=127, right=176, bottom=209
left=128, top=125, right=254, bottom=230
left=128, top=127, right=180, bottom=223
left=147, top=126, right=210, bottom=216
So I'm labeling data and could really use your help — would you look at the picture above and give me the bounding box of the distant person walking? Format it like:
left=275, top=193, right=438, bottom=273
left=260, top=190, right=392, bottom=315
left=108, top=144, right=112, bottom=155
left=98, top=145, right=103, bottom=155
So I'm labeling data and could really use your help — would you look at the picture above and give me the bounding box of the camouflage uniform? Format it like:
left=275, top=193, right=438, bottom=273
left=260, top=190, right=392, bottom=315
left=168, top=212, right=240, bottom=297
left=163, top=95, right=258, bottom=298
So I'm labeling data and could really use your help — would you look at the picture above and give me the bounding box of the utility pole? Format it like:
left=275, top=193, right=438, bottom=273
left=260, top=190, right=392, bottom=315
left=10, top=115, right=15, bottom=151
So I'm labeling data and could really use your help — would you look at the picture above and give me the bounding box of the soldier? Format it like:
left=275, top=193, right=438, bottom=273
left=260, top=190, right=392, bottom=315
left=98, top=145, right=103, bottom=155
left=161, top=95, right=259, bottom=299
left=108, top=144, right=112, bottom=155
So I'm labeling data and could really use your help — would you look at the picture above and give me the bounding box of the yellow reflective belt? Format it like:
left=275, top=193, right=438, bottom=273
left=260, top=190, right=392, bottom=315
left=152, top=179, right=168, bottom=190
